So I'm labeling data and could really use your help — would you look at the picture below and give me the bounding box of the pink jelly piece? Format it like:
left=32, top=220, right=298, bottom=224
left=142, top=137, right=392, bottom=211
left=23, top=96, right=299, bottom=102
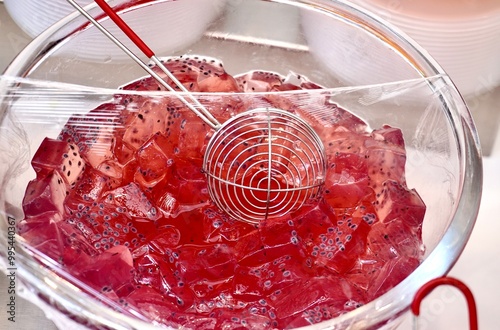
left=374, top=180, right=426, bottom=226
left=31, top=137, right=85, bottom=187
left=79, top=245, right=134, bottom=291
left=18, top=212, right=65, bottom=262
left=367, top=256, right=421, bottom=300
left=58, top=103, right=121, bottom=167
left=367, top=220, right=424, bottom=261
left=273, top=276, right=365, bottom=325
left=23, top=171, right=68, bottom=217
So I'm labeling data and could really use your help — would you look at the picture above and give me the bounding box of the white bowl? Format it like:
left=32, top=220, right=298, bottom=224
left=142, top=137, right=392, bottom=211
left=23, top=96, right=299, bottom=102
left=352, top=0, right=500, bottom=96
left=4, top=0, right=226, bottom=62
left=4, top=0, right=93, bottom=37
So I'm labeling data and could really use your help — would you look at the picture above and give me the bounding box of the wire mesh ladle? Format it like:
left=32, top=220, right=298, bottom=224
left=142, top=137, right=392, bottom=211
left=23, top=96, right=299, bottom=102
left=66, top=0, right=327, bottom=223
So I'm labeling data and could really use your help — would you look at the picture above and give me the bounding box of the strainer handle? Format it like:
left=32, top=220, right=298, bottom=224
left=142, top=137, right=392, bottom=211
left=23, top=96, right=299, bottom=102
left=411, top=276, right=478, bottom=330
left=93, top=0, right=220, bottom=129
left=66, top=0, right=221, bottom=130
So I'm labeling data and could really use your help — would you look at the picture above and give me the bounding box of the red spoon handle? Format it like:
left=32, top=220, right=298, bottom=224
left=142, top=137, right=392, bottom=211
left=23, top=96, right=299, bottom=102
left=411, top=276, right=478, bottom=330
left=94, top=0, right=155, bottom=58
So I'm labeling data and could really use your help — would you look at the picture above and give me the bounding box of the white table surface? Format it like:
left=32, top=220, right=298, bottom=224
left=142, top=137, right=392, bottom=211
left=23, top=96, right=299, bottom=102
left=1, top=3, right=500, bottom=329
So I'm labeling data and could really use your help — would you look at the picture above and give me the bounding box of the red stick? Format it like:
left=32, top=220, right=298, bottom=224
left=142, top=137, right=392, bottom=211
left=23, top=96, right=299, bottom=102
left=94, top=0, right=155, bottom=58
left=411, top=276, right=478, bottom=330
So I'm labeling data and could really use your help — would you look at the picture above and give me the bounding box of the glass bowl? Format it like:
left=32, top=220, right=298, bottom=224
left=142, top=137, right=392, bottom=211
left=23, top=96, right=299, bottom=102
left=0, top=0, right=482, bottom=329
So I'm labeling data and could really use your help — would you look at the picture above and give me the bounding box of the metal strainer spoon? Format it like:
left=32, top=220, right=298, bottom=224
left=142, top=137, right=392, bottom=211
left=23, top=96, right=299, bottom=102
left=67, top=0, right=326, bottom=223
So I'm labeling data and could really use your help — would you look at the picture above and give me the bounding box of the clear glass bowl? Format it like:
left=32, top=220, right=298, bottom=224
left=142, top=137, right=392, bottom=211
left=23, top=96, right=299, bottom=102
left=0, top=0, right=482, bottom=329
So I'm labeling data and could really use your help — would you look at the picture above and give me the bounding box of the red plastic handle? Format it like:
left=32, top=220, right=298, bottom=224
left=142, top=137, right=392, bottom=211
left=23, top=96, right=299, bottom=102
left=94, top=0, right=155, bottom=58
left=411, top=276, right=478, bottom=330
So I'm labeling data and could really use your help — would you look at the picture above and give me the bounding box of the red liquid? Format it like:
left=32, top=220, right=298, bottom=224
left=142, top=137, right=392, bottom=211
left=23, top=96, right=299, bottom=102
left=19, top=56, right=425, bottom=329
